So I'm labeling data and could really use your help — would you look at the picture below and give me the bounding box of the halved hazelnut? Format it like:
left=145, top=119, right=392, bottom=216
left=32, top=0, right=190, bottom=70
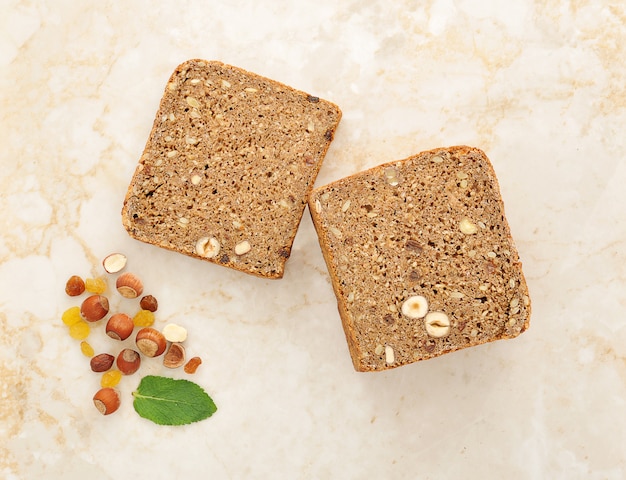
left=163, top=343, right=186, bottom=369
left=102, top=253, right=127, bottom=273
left=135, top=328, right=167, bottom=357
left=93, top=388, right=121, bottom=415
left=80, top=295, right=110, bottom=322
left=116, top=272, right=143, bottom=299
left=162, top=323, right=187, bottom=343
left=106, top=313, right=134, bottom=341
left=116, top=348, right=141, bottom=375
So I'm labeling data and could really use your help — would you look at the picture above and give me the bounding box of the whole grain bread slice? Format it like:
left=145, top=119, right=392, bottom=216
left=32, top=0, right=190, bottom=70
left=308, top=146, right=531, bottom=371
left=122, top=59, right=341, bottom=278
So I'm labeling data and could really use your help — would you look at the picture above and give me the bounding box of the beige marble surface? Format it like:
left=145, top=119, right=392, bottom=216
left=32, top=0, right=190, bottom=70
left=2, top=1, right=626, bottom=479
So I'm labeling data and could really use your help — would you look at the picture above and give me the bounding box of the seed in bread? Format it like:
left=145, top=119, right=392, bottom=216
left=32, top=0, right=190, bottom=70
left=122, top=59, right=342, bottom=279
left=309, top=146, right=531, bottom=372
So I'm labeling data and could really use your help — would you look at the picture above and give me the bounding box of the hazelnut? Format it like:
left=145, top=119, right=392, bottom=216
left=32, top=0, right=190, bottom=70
left=424, top=311, right=451, bottom=338
left=234, top=240, right=251, bottom=256
left=459, top=217, right=478, bottom=235
left=93, top=388, right=121, bottom=415
left=116, top=272, right=143, bottom=299
left=90, top=353, right=115, bottom=373
left=195, top=236, right=220, bottom=258
left=401, top=295, right=428, bottom=319
left=116, top=348, right=141, bottom=375
left=162, top=323, right=187, bottom=343
left=102, top=253, right=127, bottom=273
left=385, top=345, right=395, bottom=365
left=163, top=343, right=186, bottom=369
left=135, top=328, right=167, bottom=357
left=139, top=295, right=158, bottom=312
left=106, top=313, right=134, bottom=341
left=80, top=295, right=110, bottom=322
left=65, top=275, right=85, bottom=296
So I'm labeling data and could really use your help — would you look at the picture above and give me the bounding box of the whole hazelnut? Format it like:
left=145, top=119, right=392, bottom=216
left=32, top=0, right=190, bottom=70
left=116, top=272, right=143, bottom=299
left=80, top=295, right=110, bottom=322
left=106, top=313, right=134, bottom=341
left=135, top=328, right=167, bottom=357
left=93, top=388, right=120, bottom=415
left=116, top=349, right=141, bottom=375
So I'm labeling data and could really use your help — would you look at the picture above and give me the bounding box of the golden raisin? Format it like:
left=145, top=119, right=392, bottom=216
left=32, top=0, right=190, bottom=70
left=100, top=369, right=122, bottom=388
left=85, top=277, right=107, bottom=294
left=133, top=309, right=155, bottom=327
left=69, top=320, right=90, bottom=340
left=65, top=275, right=85, bottom=296
left=80, top=341, right=94, bottom=357
left=184, top=356, right=202, bottom=374
left=62, top=306, right=82, bottom=326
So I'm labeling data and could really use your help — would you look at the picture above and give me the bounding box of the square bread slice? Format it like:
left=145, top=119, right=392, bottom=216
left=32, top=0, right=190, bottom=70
left=122, top=59, right=341, bottom=278
left=308, top=146, right=531, bottom=371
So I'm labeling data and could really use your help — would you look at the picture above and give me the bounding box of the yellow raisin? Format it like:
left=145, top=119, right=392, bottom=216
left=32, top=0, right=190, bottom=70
left=85, top=277, right=107, bottom=294
left=101, top=369, right=122, bottom=388
left=133, top=309, right=155, bottom=327
left=62, top=306, right=82, bottom=326
left=69, top=320, right=90, bottom=340
left=80, top=341, right=94, bottom=357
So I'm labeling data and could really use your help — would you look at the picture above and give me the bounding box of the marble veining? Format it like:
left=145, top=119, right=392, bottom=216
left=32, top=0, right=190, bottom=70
left=2, top=1, right=626, bottom=479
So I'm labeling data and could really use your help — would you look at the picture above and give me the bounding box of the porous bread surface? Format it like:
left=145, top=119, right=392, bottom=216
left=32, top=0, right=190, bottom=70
left=122, top=59, right=341, bottom=278
left=309, top=146, right=531, bottom=372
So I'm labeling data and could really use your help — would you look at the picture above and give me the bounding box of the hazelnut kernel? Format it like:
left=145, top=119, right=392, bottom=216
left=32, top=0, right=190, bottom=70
left=102, top=253, right=127, bottom=273
left=401, top=295, right=428, bottom=319
left=162, top=323, right=187, bottom=343
left=385, top=345, right=395, bottom=365
left=234, top=240, right=251, bottom=256
left=116, top=272, right=143, bottom=299
left=90, top=353, right=115, bottom=373
left=93, top=388, right=120, bottom=415
left=460, top=217, right=478, bottom=235
left=195, top=236, right=220, bottom=258
left=135, top=327, right=167, bottom=357
left=65, top=275, right=85, bottom=296
left=116, top=349, right=141, bottom=375
left=80, top=295, right=110, bottom=322
left=139, top=295, right=158, bottom=312
left=106, top=313, right=134, bottom=341
left=424, top=312, right=451, bottom=338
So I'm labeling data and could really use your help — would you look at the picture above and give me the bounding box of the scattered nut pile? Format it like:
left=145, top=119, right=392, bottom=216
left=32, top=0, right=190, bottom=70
left=62, top=252, right=203, bottom=416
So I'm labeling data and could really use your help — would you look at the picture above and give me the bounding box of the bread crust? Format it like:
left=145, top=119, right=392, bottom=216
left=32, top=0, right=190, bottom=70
left=309, top=146, right=531, bottom=371
left=122, top=59, right=341, bottom=279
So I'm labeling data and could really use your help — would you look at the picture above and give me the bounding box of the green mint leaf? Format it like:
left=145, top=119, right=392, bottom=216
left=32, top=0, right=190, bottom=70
left=132, top=375, right=217, bottom=426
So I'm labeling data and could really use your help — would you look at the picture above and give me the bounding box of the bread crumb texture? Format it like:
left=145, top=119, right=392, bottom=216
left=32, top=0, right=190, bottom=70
left=309, top=146, right=531, bottom=372
left=122, top=59, right=341, bottom=278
